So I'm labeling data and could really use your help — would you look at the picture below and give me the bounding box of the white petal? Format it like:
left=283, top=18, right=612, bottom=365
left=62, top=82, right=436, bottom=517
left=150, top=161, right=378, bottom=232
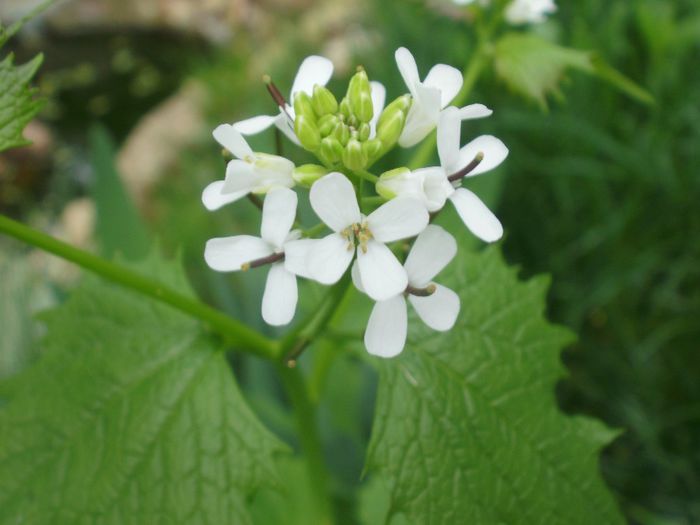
left=251, top=153, right=295, bottom=193
left=351, top=260, right=365, bottom=294
left=369, top=81, right=387, bottom=137
left=404, top=225, right=457, bottom=286
left=262, top=263, right=298, bottom=326
left=449, top=188, right=503, bottom=243
left=309, top=172, right=361, bottom=232
left=222, top=159, right=257, bottom=194
left=357, top=240, right=408, bottom=301
left=459, top=103, right=493, bottom=120
left=233, top=114, right=278, bottom=135
left=456, top=135, right=509, bottom=177
left=261, top=188, right=297, bottom=248
left=283, top=238, right=316, bottom=279
left=306, top=233, right=354, bottom=285
left=399, top=84, right=442, bottom=148
left=437, top=106, right=462, bottom=173
left=290, top=55, right=334, bottom=99
left=364, top=295, right=407, bottom=358
left=212, top=124, right=253, bottom=160
left=409, top=284, right=460, bottom=331
left=204, top=236, right=272, bottom=272
left=421, top=168, right=454, bottom=212
left=395, top=47, right=420, bottom=96
left=424, top=64, right=463, bottom=108
left=201, top=181, right=247, bottom=211
left=367, top=197, right=429, bottom=243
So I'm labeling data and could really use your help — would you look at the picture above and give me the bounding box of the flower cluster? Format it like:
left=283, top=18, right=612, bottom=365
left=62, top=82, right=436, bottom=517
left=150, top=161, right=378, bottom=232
left=453, top=0, right=557, bottom=25
left=203, top=48, right=508, bottom=358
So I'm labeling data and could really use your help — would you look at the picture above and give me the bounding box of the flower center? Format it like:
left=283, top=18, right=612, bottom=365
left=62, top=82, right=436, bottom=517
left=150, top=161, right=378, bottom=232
left=341, top=221, right=373, bottom=253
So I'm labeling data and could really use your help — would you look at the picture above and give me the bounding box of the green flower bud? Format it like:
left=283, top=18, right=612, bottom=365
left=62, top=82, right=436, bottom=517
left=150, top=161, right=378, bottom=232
left=311, top=85, right=338, bottom=117
left=347, top=68, right=373, bottom=123
left=362, top=138, right=382, bottom=162
left=376, top=167, right=415, bottom=200
left=376, top=94, right=411, bottom=129
left=293, top=164, right=327, bottom=186
left=342, top=138, right=368, bottom=171
left=332, top=122, right=350, bottom=146
left=339, top=97, right=352, bottom=119
left=320, top=137, right=344, bottom=165
left=295, top=114, right=321, bottom=151
left=293, top=91, right=317, bottom=122
left=376, top=97, right=411, bottom=151
left=358, top=123, right=371, bottom=142
left=318, top=114, right=339, bottom=136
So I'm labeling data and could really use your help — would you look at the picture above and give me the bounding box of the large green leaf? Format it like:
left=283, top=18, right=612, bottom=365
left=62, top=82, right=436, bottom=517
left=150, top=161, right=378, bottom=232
left=0, top=255, right=285, bottom=524
left=366, top=247, right=623, bottom=524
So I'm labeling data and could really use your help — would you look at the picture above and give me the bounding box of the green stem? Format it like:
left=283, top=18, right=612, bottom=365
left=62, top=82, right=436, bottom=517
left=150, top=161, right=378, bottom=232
left=277, top=365, right=335, bottom=524
left=408, top=46, right=489, bottom=170
left=0, top=214, right=277, bottom=359
left=353, top=169, right=379, bottom=184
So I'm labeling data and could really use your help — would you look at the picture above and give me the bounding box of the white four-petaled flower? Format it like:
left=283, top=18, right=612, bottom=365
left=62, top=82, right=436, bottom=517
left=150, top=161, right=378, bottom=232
left=395, top=47, right=492, bottom=148
left=202, top=124, right=295, bottom=211
left=204, top=188, right=302, bottom=326
left=354, top=225, right=461, bottom=358
left=306, top=172, right=429, bottom=301
left=378, top=106, right=508, bottom=242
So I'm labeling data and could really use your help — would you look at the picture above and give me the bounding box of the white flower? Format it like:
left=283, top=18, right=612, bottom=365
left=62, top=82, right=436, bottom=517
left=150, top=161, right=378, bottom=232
left=505, top=0, right=556, bottom=24
left=379, top=106, right=508, bottom=242
left=353, top=225, right=460, bottom=358
left=232, top=55, right=334, bottom=145
left=204, top=188, right=303, bottom=326
left=202, top=124, right=295, bottom=211
left=394, top=47, right=492, bottom=148
left=305, top=172, right=429, bottom=301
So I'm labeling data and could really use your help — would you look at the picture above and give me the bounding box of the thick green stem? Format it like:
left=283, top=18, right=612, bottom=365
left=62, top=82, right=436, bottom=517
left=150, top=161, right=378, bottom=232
left=278, top=365, right=335, bottom=525
left=0, top=214, right=277, bottom=359
left=408, top=47, right=489, bottom=170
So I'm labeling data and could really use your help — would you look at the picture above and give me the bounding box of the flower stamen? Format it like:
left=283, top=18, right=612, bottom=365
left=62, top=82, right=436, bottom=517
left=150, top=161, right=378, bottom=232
left=405, top=283, right=437, bottom=297
left=447, top=151, right=484, bottom=183
left=241, top=251, right=285, bottom=271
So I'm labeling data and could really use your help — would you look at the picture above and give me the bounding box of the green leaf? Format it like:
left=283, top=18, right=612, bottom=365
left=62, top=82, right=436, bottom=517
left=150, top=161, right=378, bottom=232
left=494, top=33, right=653, bottom=108
left=366, top=247, right=624, bottom=524
left=0, top=254, right=285, bottom=524
left=0, top=53, right=44, bottom=153
left=90, top=124, right=151, bottom=259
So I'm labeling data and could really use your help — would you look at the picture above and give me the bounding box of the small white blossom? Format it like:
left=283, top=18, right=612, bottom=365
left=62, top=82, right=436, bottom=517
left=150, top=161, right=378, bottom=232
left=378, top=106, right=508, bottom=242
left=394, top=47, right=492, bottom=148
left=233, top=55, right=334, bottom=144
left=305, top=172, right=428, bottom=301
left=451, top=0, right=556, bottom=25
left=354, top=225, right=460, bottom=358
left=202, top=124, right=294, bottom=211
left=204, top=188, right=303, bottom=326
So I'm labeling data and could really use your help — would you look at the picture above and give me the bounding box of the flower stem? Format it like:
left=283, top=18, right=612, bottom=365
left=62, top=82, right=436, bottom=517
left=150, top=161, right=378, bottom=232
left=0, top=214, right=278, bottom=359
left=408, top=46, right=489, bottom=170
left=277, top=364, right=335, bottom=524
left=353, top=169, right=379, bottom=184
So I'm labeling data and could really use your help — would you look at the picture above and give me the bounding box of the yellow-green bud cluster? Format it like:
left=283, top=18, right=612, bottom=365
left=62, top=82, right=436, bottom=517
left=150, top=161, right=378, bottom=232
left=293, top=68, right=411, bottom=172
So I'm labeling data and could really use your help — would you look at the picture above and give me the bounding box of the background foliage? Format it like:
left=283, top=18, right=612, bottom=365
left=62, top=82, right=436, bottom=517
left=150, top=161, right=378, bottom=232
left=1, top=0, right=699, bottom=523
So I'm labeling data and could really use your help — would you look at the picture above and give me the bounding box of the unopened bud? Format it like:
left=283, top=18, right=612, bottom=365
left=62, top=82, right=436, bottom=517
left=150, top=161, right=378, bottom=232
left=294, top=114, right=321, bottom=151
left=348, top=69, right=373, bottom=123
left=320, top=137, right=344, bottom=164
left=376, top=167, right=417, bottom=200
left=293, top=164, right=327, bottom=186
left=318, top=114, right=339, bottom=136
left=293, top=91, right=317, bottom=122
left=362, top=138, right=382, bottom=163
left=342, top=138, right=368, bottom=171
left=376, top=98, right=410, bottom=151
left=311, top=85, right=338, bottom=117
left=358, top=123, right=371, bottom=142
left=332, top=122, right=351, bottom=146
left=339, top=97, right=352, bottom=119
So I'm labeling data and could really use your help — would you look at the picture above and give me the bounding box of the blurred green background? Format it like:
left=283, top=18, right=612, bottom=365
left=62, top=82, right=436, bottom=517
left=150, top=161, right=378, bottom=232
left=1, top=0, right=699, bottom=523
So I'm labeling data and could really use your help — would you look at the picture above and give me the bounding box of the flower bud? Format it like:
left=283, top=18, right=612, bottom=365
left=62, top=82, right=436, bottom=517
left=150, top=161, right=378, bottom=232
left=318, top=114, right=339, bottom=136
left=320, top=137, right=344, bottom=164
left=347, top=68, right=373, bottom=123
left=362, top=138, right=382, bottom=162
left=311, top=85, right=338, bottom=117
left=294, top=114, right=321, bottom=151
left=293, top=164, right=327, bottom=186
left=376, top=167, right=418, bottom=200
left=376, top=96, right=411, bottom=151
left=332, top=122, right=350, bottom=146
left=342, top=138, right=368, bottom=171
left=293, top=91, right=317, bottom=122
left=376, top=94, right=411, bottom=129
left=358, top=123, right=371, bottom=142
left=339, top=97, right=352, bottom=119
